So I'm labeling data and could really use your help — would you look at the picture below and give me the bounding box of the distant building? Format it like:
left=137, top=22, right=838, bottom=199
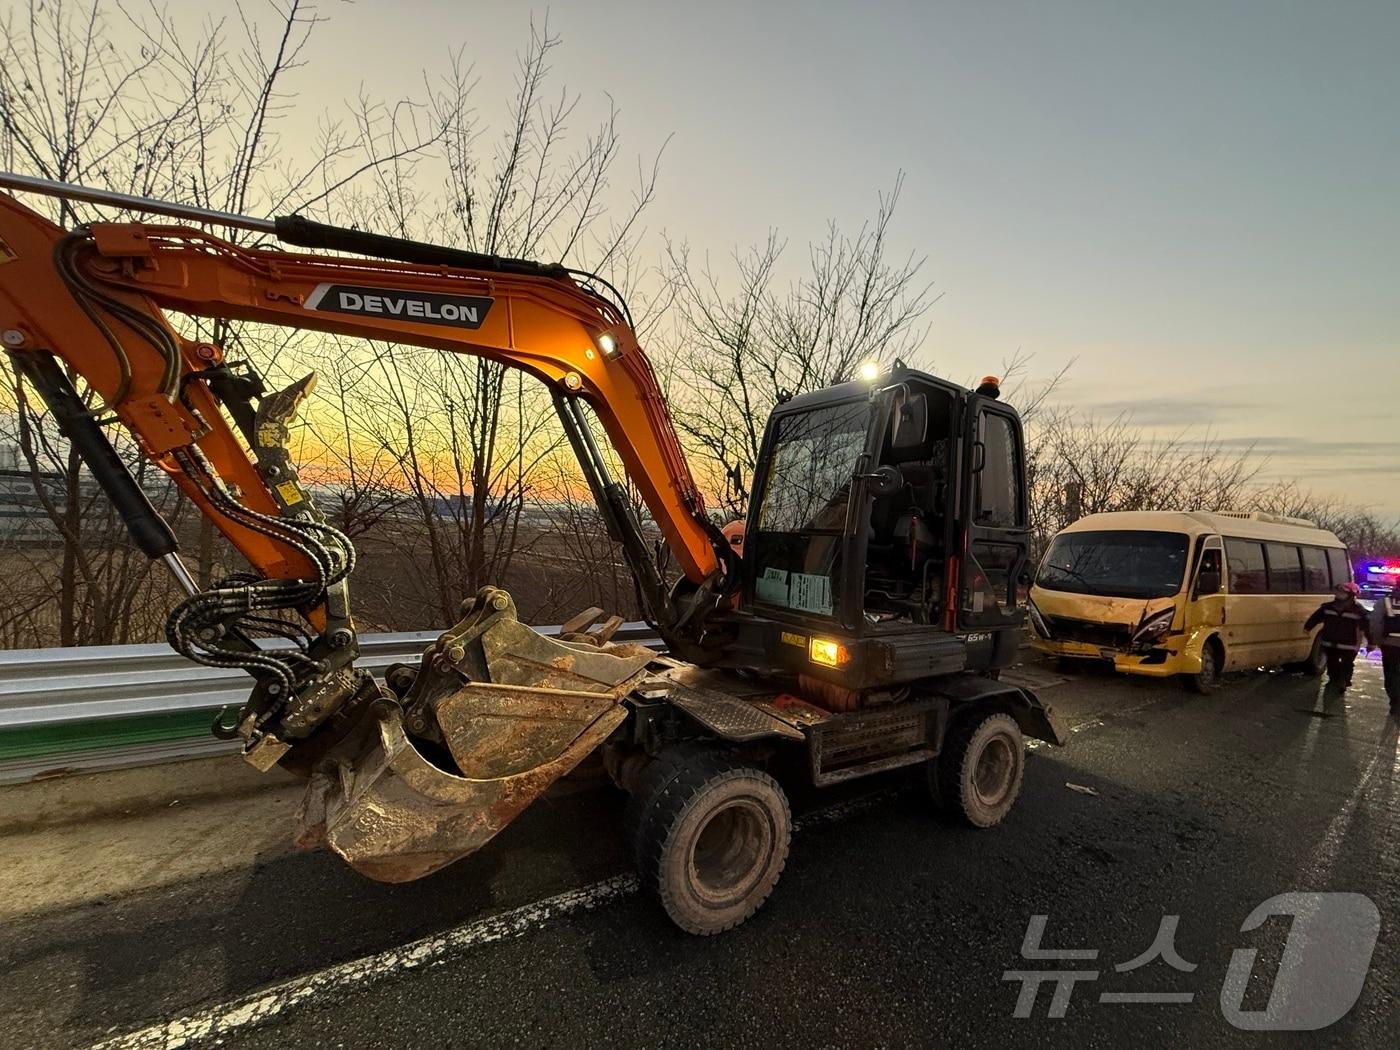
left=0, top=447, right=68, bottom=544
left=0, top=442, right=171, bottom=546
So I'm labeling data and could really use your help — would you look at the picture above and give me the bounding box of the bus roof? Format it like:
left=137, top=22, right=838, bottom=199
left=1059, top=511, right=1346, bottom=548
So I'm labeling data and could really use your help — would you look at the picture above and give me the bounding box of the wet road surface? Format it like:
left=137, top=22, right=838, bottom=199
left=2, top=655, right=1397, bottom=1049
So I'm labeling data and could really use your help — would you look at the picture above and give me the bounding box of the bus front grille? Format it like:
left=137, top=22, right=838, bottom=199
left=1044, top=615, right=1134, bottom=650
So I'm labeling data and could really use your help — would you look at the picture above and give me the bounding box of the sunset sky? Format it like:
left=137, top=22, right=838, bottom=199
left=119, top=1, right=1400, bottom=516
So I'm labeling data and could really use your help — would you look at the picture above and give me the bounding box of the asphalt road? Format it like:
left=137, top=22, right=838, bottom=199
left=2, top=654, right=1398, bottom=1049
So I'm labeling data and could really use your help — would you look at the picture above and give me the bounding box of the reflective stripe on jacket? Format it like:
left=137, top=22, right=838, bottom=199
left=1305, top=600, right=1371, bottom=651
left=1368, top=597, right=1400, bottom=650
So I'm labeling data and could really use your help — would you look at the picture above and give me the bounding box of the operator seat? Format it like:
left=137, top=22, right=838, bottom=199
left=866, top=395, right=947, bottom=615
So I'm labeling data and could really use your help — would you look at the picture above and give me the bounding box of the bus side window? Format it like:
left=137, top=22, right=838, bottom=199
left=1225, top=539, right=1267, bottom=593
left=1325, top=548, right=1350, bottom=587
left=1196, top=549, right=1223, bottom=597
left=1301, top=547, right=1330, bottom=593
left=1265, top=543, right=1304, bottom=594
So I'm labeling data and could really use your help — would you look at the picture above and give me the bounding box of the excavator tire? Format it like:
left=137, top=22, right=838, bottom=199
left=927, top=710, right=1024, bottom=828
left=621, top=744, right=714, bottom=868
left=631, top=750, right=790, bottom=935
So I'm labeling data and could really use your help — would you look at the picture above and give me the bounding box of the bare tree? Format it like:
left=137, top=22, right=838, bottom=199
left=1251, top=481, right=1400, bottom=562
left=662, top=175, right=936, bottom=514
left=311, top=18, right=666, bottom=626
left=0, top=0, right=450, bottom=641
left=1023, top=407, right=1268, bottom=550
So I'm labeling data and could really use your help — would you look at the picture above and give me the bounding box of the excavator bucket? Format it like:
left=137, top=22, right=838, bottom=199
left=295, top=589, right=653, bottom=882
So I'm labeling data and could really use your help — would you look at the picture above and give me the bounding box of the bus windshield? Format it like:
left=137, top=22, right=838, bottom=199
left=1037, top=530, right=1190, bottom=600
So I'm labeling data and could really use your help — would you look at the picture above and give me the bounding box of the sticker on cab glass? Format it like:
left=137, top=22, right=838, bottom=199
left=790, top=572, right=833, bottom=616
left=756, top=567, right=790, bottom=604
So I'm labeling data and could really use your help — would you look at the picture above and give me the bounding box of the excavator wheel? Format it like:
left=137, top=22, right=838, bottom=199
left=621, top=744, right=711, bottom=868
left=631, top=749, right=790, bottom=935
left=926, top=710, right=1025, bottom=828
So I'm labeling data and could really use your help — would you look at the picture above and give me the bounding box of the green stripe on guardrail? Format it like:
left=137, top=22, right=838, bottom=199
left=0, top=708, right=223, bottom=762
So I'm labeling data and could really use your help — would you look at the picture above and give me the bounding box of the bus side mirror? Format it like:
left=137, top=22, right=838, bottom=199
left=1196, top=567, right=1222, bottom=597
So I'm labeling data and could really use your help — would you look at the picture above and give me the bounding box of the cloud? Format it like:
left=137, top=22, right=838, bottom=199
left=1056, top=387, right=1399, bottom=514
left=1073, top=396, right=1259, bottom=428
left=1219, top=436, right=1400, bottom=518
left=1211, top=436, right=1400, bottom=476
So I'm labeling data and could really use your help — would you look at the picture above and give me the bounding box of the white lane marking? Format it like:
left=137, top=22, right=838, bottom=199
left=89, top=874, right=639, bottom=1050
left=89, top=793, right=890, bottom=1050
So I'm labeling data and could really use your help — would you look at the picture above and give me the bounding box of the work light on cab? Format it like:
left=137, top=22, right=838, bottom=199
left=597, top=331, right=620, bottom=358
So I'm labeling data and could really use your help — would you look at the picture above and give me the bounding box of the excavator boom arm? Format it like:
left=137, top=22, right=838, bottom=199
left=0, top=188, right=722, bottom=601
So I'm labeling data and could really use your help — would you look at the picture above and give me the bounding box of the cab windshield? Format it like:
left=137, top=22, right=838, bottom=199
left=1037, top=530, right=1189, bottom=600
left=749, top=399, right=872, bottom=617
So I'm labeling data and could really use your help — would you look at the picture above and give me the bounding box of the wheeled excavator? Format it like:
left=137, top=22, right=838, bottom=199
left=0, top=173, right=1065, bottom=934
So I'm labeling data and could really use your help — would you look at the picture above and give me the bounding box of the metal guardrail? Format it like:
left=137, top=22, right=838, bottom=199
left=0, top=622, right=661, bottom=783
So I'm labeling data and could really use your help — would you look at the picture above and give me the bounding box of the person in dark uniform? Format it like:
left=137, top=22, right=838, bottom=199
left=1304, top=582, right=1371, bottom=690
left=1368, top=581, right=1400, bottom=711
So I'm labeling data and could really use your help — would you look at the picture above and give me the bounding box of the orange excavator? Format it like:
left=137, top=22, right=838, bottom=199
left=0, top=173, right=1064, bottom=934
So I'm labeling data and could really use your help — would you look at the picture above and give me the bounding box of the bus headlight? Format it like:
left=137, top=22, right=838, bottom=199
left=1132, top=608, right=1175, bottom=643
left=1027, top=598, right=1053, bottom=640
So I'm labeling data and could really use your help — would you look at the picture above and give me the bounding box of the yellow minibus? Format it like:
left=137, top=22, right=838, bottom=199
left=1029, top=511, right=1350, bottom=692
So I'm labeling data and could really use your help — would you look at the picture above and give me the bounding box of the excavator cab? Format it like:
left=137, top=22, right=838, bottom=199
left=729, top=365, right=1030, bottom=690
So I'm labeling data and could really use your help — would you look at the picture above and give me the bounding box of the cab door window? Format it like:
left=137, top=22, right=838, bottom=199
left=961, top=407, right=1028, bottom=628
left=976, top=413, right=1023, bottom=529
left=1325, top=548, right=1351, bottom=587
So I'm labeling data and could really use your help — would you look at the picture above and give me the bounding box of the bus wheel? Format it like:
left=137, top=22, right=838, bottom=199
left=1183, top=639, right=1224, bottom=694
left=1299, top=636, right=1326, bottom=678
